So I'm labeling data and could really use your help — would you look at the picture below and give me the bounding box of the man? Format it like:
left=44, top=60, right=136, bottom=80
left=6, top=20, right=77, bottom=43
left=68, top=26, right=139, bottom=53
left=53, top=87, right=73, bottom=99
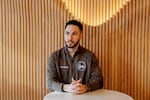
left=46, top=20, right=103, bottom=94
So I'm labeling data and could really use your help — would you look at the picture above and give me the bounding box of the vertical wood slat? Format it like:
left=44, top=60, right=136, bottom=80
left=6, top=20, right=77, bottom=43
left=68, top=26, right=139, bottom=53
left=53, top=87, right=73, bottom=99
left=2, top=1, right=6, bottom=100
left=145, top=1, right=150, bottom=99
left=28, top=0, right=32, bottom=99
left=32, top=0, right=36, bottom=99
left=143, top=1, right=147, bottom=99
left=0, top=0, right=2, bottom=99
left=130, top=0, right=135, bottom=97
left=5, top=0, right=9, bottom=100
left=42, top=0, right=46, bottom=97
left=8, top=0, right=12, bottom=99
left=20, top=1, right=23, bottom=99
left=26, top=0, right=30, bottom=99
left=0, top=0, right=150, bottom=100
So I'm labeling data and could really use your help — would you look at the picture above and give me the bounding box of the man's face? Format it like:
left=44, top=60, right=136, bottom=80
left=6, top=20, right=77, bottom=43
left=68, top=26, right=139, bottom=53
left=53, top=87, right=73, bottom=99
left=64, top=25, right=82, bottom=48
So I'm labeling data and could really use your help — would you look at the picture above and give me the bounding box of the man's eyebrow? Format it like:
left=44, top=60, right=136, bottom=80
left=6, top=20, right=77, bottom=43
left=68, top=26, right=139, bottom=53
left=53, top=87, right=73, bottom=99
left=73, top=31, right=77, bottom=33
left=65, top=30, right=77, bottom=33
left=65, top=30, right=68, bottom=32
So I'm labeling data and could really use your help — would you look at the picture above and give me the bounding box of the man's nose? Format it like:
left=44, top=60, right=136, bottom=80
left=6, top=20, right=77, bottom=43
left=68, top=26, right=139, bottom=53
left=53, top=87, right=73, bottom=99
left=68, top=34, right=73, bottom=40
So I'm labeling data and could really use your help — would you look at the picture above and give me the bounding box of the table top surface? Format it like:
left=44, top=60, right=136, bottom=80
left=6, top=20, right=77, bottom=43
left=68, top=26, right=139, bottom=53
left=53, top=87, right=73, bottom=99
left=44, top=89, right=133, bottom=100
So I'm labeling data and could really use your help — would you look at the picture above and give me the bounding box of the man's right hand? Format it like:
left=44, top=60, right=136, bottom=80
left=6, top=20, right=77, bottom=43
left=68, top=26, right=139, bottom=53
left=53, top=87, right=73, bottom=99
left=62, top=78, right=87, bottom=94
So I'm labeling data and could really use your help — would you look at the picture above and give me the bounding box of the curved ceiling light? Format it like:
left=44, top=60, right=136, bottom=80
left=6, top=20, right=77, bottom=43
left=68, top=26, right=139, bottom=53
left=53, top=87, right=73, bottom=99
left=62, top=0, right=130, bottom=26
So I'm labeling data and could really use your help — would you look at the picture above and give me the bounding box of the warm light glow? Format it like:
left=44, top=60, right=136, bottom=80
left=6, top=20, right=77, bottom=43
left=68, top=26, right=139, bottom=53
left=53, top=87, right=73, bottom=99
left=62, top=0, right=130, bottom=26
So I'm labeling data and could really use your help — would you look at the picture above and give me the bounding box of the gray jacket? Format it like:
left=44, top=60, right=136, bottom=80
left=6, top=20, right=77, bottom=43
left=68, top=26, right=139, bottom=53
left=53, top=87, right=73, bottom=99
left=46, top=46, right=103, bottom=92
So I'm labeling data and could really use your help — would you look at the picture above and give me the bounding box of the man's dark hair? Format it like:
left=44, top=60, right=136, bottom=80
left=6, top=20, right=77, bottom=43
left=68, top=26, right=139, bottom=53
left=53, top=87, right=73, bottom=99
left=65, top=20, right=83, bottom=32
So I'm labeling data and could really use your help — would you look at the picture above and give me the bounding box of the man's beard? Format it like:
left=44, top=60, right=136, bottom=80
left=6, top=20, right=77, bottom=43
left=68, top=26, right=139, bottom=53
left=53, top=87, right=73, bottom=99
left=65, top=40, right=80, bottom=48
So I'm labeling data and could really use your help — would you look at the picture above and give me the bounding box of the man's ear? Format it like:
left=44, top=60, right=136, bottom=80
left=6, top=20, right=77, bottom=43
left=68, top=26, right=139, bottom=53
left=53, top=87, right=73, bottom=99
left=80, top=33, right=83, bottom=39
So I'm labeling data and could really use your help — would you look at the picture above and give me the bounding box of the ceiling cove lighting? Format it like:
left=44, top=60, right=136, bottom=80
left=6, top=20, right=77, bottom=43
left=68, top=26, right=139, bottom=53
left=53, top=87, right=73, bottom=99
left=62, top=0, right=130, bottom=26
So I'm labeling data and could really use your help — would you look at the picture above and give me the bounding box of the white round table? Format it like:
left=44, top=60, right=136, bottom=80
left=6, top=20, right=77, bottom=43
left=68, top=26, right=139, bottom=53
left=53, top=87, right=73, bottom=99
left=44, top=89, right=133, bottom=100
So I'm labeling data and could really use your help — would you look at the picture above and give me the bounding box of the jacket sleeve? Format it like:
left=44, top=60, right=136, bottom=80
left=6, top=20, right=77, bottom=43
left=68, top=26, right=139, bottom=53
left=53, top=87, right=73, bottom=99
left=46, top=53, right=63, bottom=92
left=86, top=54, right=103, bottom=91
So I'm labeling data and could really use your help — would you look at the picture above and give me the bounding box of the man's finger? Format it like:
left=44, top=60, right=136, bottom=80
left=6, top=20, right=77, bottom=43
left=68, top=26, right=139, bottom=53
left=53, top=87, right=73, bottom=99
left=77, top=78, right=82, bottom=83
left=71, top=77, right=75, bottom=82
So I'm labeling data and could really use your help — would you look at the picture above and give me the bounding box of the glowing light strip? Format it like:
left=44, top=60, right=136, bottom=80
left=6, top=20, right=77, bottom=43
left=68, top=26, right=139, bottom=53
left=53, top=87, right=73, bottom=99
left=62, top=0, right=130, bottom=26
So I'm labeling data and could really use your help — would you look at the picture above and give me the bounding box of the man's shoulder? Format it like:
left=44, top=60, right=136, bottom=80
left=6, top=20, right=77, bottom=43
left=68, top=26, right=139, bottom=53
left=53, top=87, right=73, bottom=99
left=51, top=47, right=65, bottom=55
left=80, top=46, right=95, bottom=56
left=49, top=47, right=66, bottom=58
left=80, top=47, right=99, bottom=62
left=80, top=47, right=95, bottom=57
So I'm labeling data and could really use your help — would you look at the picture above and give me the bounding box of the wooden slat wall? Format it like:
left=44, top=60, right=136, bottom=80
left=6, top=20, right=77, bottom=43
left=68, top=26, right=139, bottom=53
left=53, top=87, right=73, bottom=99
left=0, top=0, right=150, bottom=100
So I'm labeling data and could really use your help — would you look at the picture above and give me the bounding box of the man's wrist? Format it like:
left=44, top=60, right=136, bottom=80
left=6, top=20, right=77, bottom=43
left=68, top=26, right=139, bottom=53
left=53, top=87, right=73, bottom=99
left=62, top=84, right=69, bottom=92
left=85, top=84, right=91, bottom=91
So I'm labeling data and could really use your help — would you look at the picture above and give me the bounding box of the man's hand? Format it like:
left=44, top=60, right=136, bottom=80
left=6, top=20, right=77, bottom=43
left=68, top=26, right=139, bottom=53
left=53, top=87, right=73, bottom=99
left=63, top=78, right=87, bottom=94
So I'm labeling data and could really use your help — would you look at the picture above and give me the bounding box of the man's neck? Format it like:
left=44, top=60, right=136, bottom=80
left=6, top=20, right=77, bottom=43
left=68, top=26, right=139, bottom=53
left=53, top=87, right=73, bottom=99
left=67, top=44, right=79, bottom=57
